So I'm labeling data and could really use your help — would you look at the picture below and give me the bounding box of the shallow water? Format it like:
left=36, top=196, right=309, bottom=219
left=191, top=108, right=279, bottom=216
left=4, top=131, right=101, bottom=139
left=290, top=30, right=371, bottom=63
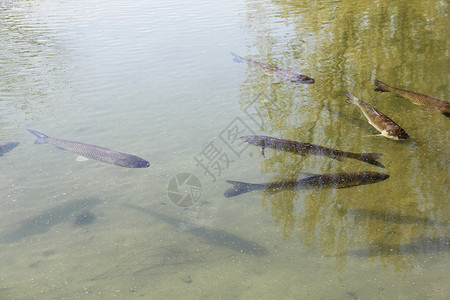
left=0, top=0, right=448, bottom=299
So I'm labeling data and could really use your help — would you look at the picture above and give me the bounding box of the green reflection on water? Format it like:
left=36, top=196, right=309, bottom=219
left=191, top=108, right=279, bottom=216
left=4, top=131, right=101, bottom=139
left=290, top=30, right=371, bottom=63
left=238, top=0, right=449, bottom=272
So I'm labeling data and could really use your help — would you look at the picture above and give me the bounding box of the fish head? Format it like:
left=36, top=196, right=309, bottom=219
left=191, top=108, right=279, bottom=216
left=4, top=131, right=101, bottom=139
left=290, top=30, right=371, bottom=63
left=383, top=129, right=409, bottom=140
left=240, top=135, right=263, bottom=146
left=292, top=75, right=315, bottom=84
left=134, top=159, right=150, bottom=168
left=362, top=171, right=390, bottom=183
left=116, top=157, right=150, bottom=168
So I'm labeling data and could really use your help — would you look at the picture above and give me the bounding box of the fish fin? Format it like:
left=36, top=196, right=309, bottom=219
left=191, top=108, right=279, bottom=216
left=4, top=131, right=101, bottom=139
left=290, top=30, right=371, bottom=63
left=373, top=79, right=389, bottom=92
left=230, top=51, right=245, bottom=63
left=441, top=111, right=450, bottom=118
left=362, top=134, right=384, bottom=138
left=76, top=156, right=89, bottom=162
left=297, top=172, right=318, bottom=178
left=224, top=180, right=261, bottom=198
left=261, top=147, right=265, bottom=157
left=26, top=129, right=48, bottom=144
left=331, top=155, right=345, bottom=162
left=358, top=153, right=385, bottom=168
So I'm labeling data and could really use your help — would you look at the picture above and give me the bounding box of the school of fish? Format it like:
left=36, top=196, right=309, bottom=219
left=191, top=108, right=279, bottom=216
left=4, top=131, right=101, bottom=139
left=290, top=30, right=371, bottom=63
left=2, top=52, right=447, bottom=203
left=226, top=52, right=448, bottom=198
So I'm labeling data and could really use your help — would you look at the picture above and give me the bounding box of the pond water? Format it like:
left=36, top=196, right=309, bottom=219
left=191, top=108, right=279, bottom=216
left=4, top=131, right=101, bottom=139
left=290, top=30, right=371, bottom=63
left=0, top=0, right=448, bottom=299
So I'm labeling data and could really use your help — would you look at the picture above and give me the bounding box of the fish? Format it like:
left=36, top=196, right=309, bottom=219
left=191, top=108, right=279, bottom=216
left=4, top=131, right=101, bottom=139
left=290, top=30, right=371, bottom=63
left=240, top=135, right=385, bottom=168
left=345, top=91, right=409, bottom=140
left=27, top=129, right=150, bottom=168
left=230, top=52, right=315, bottom=84
left=0, top=141, right=19, bottom=156
left=374, top=79, right=450, bottom=117
left=225, top=171, right=389, bottom=197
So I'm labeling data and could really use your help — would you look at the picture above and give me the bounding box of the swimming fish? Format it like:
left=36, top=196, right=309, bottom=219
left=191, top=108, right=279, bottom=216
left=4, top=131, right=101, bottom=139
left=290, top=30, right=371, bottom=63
left=230, top=52, right=315, bottom=84
left=225, top=171, right=389, bottom=197
left=374, top=79, right=450, bottom=117
left=240, top=135, right=385, bottom=168
left=345, top=91, right=409, bottom=140
left=27, top=129, right=150, bottom=168
left=0, top=141, right=19, bottom=156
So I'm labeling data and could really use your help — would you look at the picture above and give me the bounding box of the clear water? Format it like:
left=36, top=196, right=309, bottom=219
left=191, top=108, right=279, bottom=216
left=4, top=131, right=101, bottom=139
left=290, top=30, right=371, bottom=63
left=0, top=0, right=448, bottom=299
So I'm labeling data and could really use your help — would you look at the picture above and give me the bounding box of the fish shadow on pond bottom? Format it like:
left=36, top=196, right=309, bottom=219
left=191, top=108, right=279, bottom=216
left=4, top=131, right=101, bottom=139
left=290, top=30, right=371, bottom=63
left=0, top=198, right=102, bottom=244
left=347, top=208, right=450, bottom=227
left=336, top=237, right=450, bottom=257
left=0, top=141, right=19, bottom=156
left=123, top=203, right=269, bottom=256
left=73, top=210, right=97, bottom=226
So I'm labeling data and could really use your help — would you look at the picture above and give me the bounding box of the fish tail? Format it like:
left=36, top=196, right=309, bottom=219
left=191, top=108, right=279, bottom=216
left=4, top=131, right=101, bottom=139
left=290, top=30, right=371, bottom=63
left=358, top=153, right=385, bottom=168
left=224, top=180, right=263, bottom=198
left=27, top=129, right=49, bottom=144
left=230, top=51, right=245, bottom=63
left=374, top=79, right=391, bottom=93
left=345, top=90, right=358, bottom=105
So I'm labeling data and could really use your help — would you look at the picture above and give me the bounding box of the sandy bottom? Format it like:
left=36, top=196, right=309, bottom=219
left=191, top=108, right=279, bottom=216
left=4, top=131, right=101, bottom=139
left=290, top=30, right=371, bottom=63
left=0, top=188, right=448, bottom=300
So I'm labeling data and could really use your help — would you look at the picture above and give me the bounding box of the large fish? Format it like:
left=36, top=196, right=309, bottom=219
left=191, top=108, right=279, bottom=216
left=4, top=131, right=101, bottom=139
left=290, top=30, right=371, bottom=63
left=225, top=171, right=389, bottom=197
left=241, top=135, right=384, bottom=168
left=0, top=141, right=19, bottom=156
left=231, top=52, right=315, bottom=84
left=374, top=79, right=450, bottom=117
left=27, top=129, right=150, bottom=168
left=345, top=91, right=409, bottom=140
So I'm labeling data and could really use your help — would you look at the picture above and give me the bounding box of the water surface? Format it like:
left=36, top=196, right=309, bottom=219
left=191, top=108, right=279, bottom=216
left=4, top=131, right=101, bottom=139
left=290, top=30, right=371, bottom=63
left=0, top=0, right=448, bottom=299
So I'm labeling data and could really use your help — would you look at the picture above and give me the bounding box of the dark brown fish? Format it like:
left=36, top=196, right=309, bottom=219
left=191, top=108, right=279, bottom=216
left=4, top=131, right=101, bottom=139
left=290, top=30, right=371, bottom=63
left=345, top=91, right=409, bottom=140
left=231, top=52, right=315, bottom=84
left=240, top=135, right=384, bottom=168
left=374, top=79, right=450, bottom=117
left=225, top=171, right=389, bottom=197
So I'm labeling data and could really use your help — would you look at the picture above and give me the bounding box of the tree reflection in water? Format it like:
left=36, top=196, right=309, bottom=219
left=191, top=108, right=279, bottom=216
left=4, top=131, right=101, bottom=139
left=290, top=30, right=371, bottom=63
left=237, top=0, right=449, bottom=272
